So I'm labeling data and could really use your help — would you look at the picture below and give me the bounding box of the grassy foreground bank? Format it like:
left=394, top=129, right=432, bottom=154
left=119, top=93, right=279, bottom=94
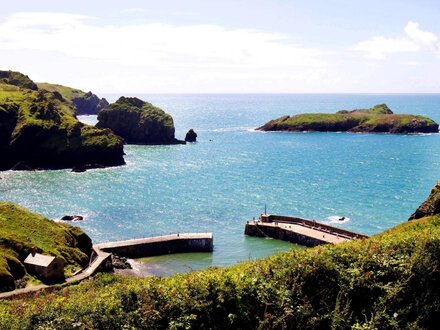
left=1, top=215, right=439, bottom=329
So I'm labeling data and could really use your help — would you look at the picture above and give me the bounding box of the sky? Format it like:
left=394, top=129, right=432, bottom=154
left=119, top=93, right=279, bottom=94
left=0, top=0, right=439, bottom=93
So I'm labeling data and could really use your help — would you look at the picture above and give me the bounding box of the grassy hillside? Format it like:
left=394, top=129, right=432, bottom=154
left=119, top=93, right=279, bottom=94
left=0, top=202, right=92, bottom=292
left=37, top=83, right=84, bottom=103
left=37, top=82, right=109, bottom=115
left=258, top=104, right=439, bottom=133
left=0, top=214, right=439, bottom=329
left=0, top=72, right=124, bottom=170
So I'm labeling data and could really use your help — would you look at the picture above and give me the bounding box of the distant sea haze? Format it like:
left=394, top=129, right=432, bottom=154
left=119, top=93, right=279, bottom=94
left=1, top=94, right=439, bottom=275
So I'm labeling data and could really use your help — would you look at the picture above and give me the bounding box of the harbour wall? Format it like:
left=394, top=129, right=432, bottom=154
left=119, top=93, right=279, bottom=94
left=245, top=223, right=325, bottom=247
left=95, top=233, right=214, bottom=258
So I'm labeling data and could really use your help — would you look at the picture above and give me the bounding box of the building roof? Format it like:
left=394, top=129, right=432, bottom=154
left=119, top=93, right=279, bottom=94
left=24, top=253, right=56, bottom=267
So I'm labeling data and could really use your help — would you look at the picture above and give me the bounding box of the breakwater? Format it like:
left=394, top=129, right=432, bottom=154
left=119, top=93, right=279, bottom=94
left=245, top=214, right=367, bottom=247
left=95, top=233, right=214, bottom=258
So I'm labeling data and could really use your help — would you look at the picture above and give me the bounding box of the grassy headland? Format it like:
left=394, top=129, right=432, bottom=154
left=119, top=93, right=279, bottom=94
left=0, top=202, right=92, bottom=292
left=258, top=104, right=439, bottom=133
left=0, top=70, right=124, bottom=170
left=37, top=82, right=109, bottom=115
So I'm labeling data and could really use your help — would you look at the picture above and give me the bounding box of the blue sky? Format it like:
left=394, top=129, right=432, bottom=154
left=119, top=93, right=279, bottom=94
left=0, top=1, right=439, bottom=93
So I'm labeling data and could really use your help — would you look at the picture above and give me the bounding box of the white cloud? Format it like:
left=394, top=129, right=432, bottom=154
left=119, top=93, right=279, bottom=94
left=353, top=36, right=419, bottom=60
left=353, top=21, right=440, bottom=60
left=405, top=21, right=439, bottom=50
left=0, top=12, right=325, bottom=70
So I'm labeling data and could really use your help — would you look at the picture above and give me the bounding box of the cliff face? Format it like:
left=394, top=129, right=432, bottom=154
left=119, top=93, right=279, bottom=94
left=36, top=83, right=109, bottom=115
left=0, top=72, right=125, bottom=170
left=72, top=91, right=109, bottom=115
left=97, top=96, right=184, bottom=144
left=409, top=182, right=440, bottom=220
left=258, top=104, right=439, bottom=134
left=0, top=202, right=93, bottom=292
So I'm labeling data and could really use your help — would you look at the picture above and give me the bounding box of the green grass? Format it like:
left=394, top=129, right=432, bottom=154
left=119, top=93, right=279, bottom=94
left=0, top=77, right=124, bottom=169
left=0, top=202, right=92, bottom=292
left=1, top=213, right=439, bottom=329
left=0, top=71, right=38, bottom=90
left=37, top=82, right=85, bottom=103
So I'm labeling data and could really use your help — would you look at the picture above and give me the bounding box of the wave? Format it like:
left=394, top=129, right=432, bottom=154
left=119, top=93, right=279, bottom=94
left=325, top=215, right=351, bottom=224
left=211, top=126, right=255, bottom=132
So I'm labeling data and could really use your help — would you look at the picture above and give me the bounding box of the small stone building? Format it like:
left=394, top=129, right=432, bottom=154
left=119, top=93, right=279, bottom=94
left=24, top=252, right=65, bottom=282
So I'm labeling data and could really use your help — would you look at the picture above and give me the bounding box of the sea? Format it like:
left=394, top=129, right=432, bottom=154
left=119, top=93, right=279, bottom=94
left=1, top=94, right=439, bottom=276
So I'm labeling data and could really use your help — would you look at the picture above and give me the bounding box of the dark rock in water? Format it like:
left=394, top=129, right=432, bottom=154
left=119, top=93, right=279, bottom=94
left=11, top=161, right=33, bottom=171
left=185, top=129, right=197, bottom=142
left=111, top=255, right=132, bottom=269
left=96, top=96, right=185, bottom=145
left=71, top=164, right=86, bottom=173
left=409, top=182, right=440, bottom=220
left=61, top=215, right=84, bottom=221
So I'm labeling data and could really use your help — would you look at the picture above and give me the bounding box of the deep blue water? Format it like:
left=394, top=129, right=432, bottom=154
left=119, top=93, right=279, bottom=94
left=1, top=94, right=439, bottom=275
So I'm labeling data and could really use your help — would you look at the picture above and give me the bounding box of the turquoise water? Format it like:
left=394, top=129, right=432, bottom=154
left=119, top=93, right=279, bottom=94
left=1, top=94, right=439, bottom=275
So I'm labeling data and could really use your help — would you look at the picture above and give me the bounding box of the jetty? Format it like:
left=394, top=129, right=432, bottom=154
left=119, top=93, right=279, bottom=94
left=95, top=233, right=214, bottom=258
left=0, top=233, right=213, bottom=299
left=245, top=214, right=367, bottom=247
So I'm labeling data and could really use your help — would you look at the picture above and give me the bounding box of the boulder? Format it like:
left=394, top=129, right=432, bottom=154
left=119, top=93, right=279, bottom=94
left=61, top=215, right=84, bottom=221
left=185, top=129, right=197, bottom=142
left=409, top=182, right=440, bottom=220
left=111, top=255, right=132, bottom=269
left=71, top=164, right=86, bottom=173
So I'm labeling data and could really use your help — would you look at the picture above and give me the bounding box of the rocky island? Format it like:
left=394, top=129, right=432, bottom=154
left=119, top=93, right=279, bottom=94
left=37, top=83, right=109, bottom=115
left=0, top=70, right=125, bottom=170
left=257, top=104, right=439, bottom=134
left=96, top=96, right=185, bottom=144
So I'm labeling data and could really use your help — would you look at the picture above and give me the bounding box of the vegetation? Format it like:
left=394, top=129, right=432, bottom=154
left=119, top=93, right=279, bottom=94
left=258, top=104, right=439, bottom=133
left=409, top=181, right=440, bottom=220
left=97, top=96, right=182, bottom=144
left=0, top=202, right=92, bottom=292
left=0, top=70, right=38, bottom=90
left=37, top=83, right=109, bottom=115
left=0, top=211, right=439, bottom=328
left=0, top=71, right=124, bottom=170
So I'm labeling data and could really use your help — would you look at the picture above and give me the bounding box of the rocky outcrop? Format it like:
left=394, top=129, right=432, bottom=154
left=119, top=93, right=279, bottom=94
left=0, top=74, right=125, bottom=171
left=36, top=83, right=108, bottom=115
left=409, top=182, right=440, bottom=220
left=258, top=104, right=439, bottom=134
left=185, top=129, right=197, bottom=142
left=0, top=70, right=38, bottom=90
left=72, top=92, right=109, bottom=115
left=96, top=96, right=185, bottom=145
